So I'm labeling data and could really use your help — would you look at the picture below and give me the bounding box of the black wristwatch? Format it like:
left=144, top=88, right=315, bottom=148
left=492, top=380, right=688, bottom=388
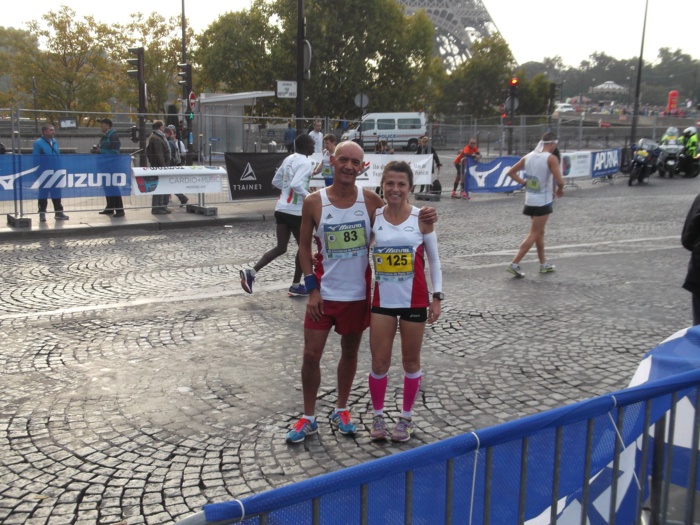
left=433, top=292, right=444, bottom=301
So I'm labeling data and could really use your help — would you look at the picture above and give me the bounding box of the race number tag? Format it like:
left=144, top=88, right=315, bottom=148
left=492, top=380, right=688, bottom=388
left=372, top=246, right=414, bottom=282
left=524, top=175, right=541, bottom=191
left=324, top=221, right=367, bottom=259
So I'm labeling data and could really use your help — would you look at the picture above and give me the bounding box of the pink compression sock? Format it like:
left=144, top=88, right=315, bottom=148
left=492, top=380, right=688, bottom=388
left=402, top=370, right=423, bottom=415
left=368, top=371, right=388, bottom=415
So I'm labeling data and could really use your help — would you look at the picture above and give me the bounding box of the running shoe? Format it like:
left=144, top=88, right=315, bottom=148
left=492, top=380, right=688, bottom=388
left=240, top=269, right=255, bottom=294
left=506, top=263, right=525, bottom=278
left=288, top=283, right=309, bottom=297
left=370, top=415, right=388, bottom=441
left=451, top=191, right=459, bottom=198
left=540, top=262, right=556, bottom=273
left=461, top=191, right=469, bottom=200
left=285, top=417, right=318, bottom=443
left=391, top=416, right=414, bottom=443
left=55, top=212, right=69, bottom=220
left=330, top=410, right=357, bottom=435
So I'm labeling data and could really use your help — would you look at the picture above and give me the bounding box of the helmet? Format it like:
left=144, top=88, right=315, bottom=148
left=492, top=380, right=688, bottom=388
left=684, top=126, right=697, bottom=136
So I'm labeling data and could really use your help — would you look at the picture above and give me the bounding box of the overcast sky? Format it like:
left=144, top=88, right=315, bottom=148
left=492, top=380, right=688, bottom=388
left=3, top=0, right=697, bottom=68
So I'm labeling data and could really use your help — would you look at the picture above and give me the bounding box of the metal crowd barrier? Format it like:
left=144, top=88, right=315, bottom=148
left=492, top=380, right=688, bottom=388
left=174, top=368, right=700, bottom=525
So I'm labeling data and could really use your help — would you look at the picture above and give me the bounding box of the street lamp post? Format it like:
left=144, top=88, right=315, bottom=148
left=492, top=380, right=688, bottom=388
left=630, top=0, right=649, bottom=147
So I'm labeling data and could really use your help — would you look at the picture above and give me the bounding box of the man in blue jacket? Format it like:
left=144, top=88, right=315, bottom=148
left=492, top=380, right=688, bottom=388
left=33, top=123, right=69, bottom=222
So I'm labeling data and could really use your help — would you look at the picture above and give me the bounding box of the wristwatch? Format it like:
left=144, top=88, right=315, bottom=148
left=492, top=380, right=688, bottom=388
left=432, top=292, right=444, bottom=301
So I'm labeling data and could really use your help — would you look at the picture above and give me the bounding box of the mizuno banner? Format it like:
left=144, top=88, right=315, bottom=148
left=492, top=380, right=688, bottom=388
left=131, top=166, right=225, bottom=196
left=465, top=156, right=523, bottom=193
left=0, top=154, right=132, bottom=201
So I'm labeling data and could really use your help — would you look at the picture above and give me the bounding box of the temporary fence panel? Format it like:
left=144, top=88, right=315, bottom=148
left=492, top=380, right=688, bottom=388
left=175, top=326, right=700, bottom=525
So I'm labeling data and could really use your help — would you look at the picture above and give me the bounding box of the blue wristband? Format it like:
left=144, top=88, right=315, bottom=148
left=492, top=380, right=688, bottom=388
left=304, top=274, right=319, bottom=292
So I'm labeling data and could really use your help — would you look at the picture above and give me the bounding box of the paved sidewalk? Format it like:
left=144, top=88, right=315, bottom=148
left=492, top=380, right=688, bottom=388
left=0, top=199, right=276, bottom=240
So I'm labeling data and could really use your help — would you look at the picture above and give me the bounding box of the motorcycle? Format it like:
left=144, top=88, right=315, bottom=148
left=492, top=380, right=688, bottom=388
left=628, top=138, right=660, bottom=186
left=657, top=128, right=683, bottom=177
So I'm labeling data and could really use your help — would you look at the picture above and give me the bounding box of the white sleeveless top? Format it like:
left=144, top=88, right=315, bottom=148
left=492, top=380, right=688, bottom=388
left=371, top=206, right=429, bottom=309
left=523, top=151, right=554, bottom=207
left=314, top=187, right=372, bottom=301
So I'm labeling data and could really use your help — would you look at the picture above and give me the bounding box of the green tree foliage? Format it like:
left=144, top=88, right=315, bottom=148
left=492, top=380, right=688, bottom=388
left=436, top=34, right=516, bottom=119
left=0, top=27, right=37, bottom=108
left=8, top=6, right=122, bottom=124
left=265, top=0, right=436, bottom=119
left=194, top=0, right=279, bottom=95
left=120, top=13, right=194, bottom=115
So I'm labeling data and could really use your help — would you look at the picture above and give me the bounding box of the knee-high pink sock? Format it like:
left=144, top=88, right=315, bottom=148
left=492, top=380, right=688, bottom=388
left=368, top=370, right=388, bottom=416
left=402, top=370, right=423, bottom=418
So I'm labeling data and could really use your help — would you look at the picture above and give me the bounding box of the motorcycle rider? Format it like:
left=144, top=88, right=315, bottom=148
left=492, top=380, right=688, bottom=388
left=660, top=126, right=680, bottom=145
left=680, top=127, right=698, bottom=178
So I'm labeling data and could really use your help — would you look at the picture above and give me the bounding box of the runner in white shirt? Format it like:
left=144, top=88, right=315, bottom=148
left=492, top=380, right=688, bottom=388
left=240, top=134, right=316, bottom=297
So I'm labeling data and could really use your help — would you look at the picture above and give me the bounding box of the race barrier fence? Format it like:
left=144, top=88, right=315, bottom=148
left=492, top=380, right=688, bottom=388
left=0, top=147, right=628, bottom=225
left=175, top=326, right=700, bottom=525
left=464, top=148, right=622, bottom=195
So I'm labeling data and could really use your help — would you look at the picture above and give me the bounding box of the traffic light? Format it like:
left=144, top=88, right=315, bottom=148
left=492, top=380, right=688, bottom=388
left=509, top=77, right=519, bottom=97
left=127, top=47, right=144, bottom=86
left=129, top=126, right=139, bottom=143
left=188, top=112, right=194, bottom=121
left=178, top=63, right=191, bottom=90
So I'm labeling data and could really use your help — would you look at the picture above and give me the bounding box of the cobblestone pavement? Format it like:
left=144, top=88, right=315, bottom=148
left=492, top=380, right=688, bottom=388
left=0, top=175, right=696, bottom=524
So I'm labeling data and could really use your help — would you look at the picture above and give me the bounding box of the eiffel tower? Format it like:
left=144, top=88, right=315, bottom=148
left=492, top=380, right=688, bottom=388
left=396, top=0, right=499, bottom=71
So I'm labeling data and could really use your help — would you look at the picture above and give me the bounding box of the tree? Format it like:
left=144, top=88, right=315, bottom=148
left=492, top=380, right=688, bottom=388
left=0, top=27, right=37, bottom=108
left=10, top=6, right=122, bottom=123
left=194, top=0, right=279, bottom=95
left=120, top=12, right=193, bottom=116
left=262, top=0, right=436, bottom=118
left=435, top=34, right=516, bottom=119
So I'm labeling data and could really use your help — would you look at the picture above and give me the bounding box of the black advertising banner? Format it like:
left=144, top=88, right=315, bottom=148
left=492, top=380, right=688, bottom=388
left=224, top=152, right=288, bottom=201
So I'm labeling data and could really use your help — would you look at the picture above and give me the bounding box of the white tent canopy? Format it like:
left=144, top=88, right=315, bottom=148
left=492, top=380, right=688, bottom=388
left=589, top=81, right=627, bottom=94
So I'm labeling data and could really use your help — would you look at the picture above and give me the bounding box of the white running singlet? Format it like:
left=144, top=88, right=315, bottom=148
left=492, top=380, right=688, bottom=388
left=314, top=188, right=372, bottom=302
left=523, top=151, right=554, bottom=207
left=371, top=206, right=429, bottom=309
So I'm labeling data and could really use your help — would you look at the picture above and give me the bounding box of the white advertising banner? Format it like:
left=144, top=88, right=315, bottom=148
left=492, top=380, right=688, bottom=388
left=560, top=151, right=592, bottom=179
left=309, top=153, right=433, bottom=189
left=131, top=166, right=226, bottom=195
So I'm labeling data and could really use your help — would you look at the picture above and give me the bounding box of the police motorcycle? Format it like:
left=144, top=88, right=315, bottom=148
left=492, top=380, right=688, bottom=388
left=677, top=127, right=700, bottom=178
left=628, top=138, right=660, bottom=186
left=657, top=127, right=683, bottom=177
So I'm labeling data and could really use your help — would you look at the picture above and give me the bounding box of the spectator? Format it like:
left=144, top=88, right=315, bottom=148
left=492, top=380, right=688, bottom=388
left=452, top=138, right=481, bottom=199
left=308, top=120, right=324, bottom=154
left=33, top=123, right=69, bottom=222
left=284, top=122, right=296, bottom=153
left=414, top=135, right=441, bottom=193
left=146, top=120, right=171, bottom=215
left=96, top=118, right=125, bottom=217
left=165, top=126, right=188, bottom=207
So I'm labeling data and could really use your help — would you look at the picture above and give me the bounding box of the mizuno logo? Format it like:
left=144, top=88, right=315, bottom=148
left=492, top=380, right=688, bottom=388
left=30, top=170, right=128, bottom=189
left=241, top=163, right=257, bottom=181
left=0, top=166, right=39, bottom=191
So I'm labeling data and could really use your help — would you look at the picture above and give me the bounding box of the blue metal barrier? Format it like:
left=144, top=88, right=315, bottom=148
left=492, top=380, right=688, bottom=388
left=175, top=366, right=700, bottom=525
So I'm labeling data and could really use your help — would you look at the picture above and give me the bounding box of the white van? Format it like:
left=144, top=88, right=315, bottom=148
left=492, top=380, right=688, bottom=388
left=341, top=112, right=426, bottom=151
